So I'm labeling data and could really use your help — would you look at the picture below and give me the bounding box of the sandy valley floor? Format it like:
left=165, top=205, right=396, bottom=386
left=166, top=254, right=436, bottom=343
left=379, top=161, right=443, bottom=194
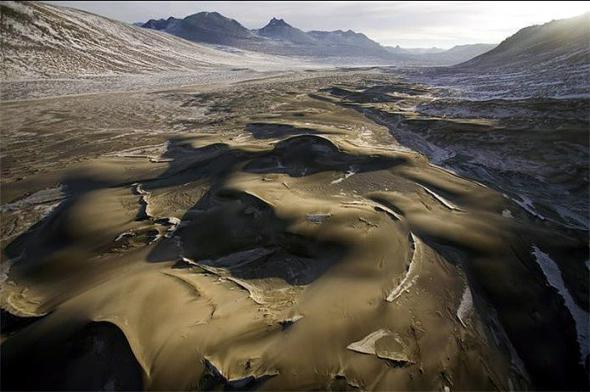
left=0, top=70, right=588, bottom=390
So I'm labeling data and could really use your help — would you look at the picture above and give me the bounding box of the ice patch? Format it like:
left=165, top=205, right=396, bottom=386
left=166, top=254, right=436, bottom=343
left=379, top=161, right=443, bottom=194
left=501, top=209, right=513, bottom=218
left=114, top=231, right=134, bottom=242
left=418, top=184, right=462, bottom=211
left=386, top=233, right=420, bottom=302
left=512, top=195, right=546, bottom=221
left=346, top=329, right=391, bottom=355
left=330, top=167, right=357, bottom=184
left=532, top=246, right=589, bottom=364
left=0, top=186, right=65, bottom=213
left=163, top=216, right=181, bottom=238
left=346, top=329, right=414, bottom=364
left=456, top=286, right=473, bottom=327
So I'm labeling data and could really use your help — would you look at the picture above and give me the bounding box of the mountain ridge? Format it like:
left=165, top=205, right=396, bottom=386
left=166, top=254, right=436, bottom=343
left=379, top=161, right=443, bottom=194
left=140, top=11, right=504, bottom=64
left=458, top=12, right=590, bottom=69
left=142, top=13, right=400, bottom=59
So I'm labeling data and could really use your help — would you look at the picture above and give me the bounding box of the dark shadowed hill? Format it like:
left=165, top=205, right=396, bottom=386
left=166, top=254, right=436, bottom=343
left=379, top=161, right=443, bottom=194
left=142, top=11, right=265, bottom=48
left=257, top=17, right=316, bottom=45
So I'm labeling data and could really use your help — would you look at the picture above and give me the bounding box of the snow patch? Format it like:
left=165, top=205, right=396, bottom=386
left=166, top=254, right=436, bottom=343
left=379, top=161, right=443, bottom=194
left=456, top=286, right=473, bottom=327
left=532, top=246, right=589, bottom=364
left=419, top=184, right=462, bottom=211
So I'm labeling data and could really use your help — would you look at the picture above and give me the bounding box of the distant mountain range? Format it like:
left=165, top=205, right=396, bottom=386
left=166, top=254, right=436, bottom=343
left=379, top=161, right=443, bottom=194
left=2, top=1, right=588, bottom=82
left=386, top=43, right=497, bottom=65
left=141, top=12, right=495, bottom=65
left=141, top=13, right=397, bottom=59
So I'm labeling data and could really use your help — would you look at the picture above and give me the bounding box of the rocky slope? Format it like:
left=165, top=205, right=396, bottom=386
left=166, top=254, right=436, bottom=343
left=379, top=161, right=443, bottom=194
left=401, top=13, right=590, bottom=99
left=0, top=1, right=294, bottom=79
left=459, top=12, right=590, bottom=70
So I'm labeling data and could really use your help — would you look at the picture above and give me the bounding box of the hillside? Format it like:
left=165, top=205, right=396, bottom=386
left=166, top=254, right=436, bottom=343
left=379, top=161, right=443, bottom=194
left=0, top=1, right=291, bottom=79
left=459, top=13, right=590, bottom=70
left=399, top=13, right=590, bottom=99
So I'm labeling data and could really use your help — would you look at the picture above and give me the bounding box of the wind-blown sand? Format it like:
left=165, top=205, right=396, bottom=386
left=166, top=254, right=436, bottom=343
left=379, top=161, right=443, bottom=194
left=1, top=70, right=588, bottom=390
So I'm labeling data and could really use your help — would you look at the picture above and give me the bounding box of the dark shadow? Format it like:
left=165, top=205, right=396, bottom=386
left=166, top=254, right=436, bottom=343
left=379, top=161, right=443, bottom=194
left=0, top=309, right=47, bottom=337
left=319, top=86, right=398, bottom=103
left=1, top=321, right=143, bottom=391
left=243, top=134, right=407, bottom=177
left=140, top=134, right=406, bottom=284
left=316, top=85, right=590, bottom=389
left=319, top=84, right=429, bottom=104
left=4, top=175, right=117, bottom=275
left=3, top=131, right=405, bottom=295
left=198, top=358, right=276, bottom=391
left=245, top=122, right=318, bottom=139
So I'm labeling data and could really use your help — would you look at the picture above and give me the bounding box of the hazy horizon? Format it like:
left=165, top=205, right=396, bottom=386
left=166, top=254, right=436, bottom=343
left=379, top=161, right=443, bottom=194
left=43, top=1, right=589, bottom=48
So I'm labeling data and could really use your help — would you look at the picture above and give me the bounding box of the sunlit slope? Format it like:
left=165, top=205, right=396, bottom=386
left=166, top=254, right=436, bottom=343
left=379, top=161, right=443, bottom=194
left=459, top=13, right=590, bottom=70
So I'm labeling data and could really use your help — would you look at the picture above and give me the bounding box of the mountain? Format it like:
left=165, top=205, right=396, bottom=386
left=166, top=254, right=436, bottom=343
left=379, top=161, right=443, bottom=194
left=142, top=14, right=398, bottom=60
left=0, top=1, right=288, bottom=79
left=307, top=29, right=389, bottom=57
left=385, top=46, right=446, bottom=55
left=141, top=11, right=265, bottom=48
left=459, top=13, right=590, bottom=70
left=138, top=12, right=488, bottom=63
left=257, top=17, right=316, bottom=45
left=386, top=43, right=496, bottom=65
left=423, top=43, right=497, bottom=65
left=402, top=13, right=590, bottom=99
left=142, top=16, right=176, bottom=30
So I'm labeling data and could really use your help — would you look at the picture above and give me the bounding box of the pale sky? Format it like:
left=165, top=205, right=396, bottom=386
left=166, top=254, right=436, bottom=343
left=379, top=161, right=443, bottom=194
left=45, top=1, right=590, bottom=48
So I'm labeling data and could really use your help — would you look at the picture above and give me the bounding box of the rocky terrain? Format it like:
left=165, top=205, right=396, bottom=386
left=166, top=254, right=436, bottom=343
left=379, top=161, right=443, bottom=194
left=0, top=1, right=304, bottom=80
left=402, top=13, right=590, bottom=99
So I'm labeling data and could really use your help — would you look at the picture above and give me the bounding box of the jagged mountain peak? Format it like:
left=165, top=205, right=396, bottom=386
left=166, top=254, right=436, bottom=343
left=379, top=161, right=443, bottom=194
left=257, top=16, right=316, bottom=45
left=266, top=17, right=289, bottom=27
left=142, top=9, right=396, bottom=59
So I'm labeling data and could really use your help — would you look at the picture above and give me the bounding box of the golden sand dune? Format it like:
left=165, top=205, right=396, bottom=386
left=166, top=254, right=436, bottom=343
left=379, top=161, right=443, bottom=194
left=1, top=72, right=588, bottom=390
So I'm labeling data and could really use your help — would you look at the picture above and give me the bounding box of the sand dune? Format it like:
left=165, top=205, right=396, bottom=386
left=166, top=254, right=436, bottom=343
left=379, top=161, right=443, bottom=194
left=1, top=71, right=588, bottom=390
